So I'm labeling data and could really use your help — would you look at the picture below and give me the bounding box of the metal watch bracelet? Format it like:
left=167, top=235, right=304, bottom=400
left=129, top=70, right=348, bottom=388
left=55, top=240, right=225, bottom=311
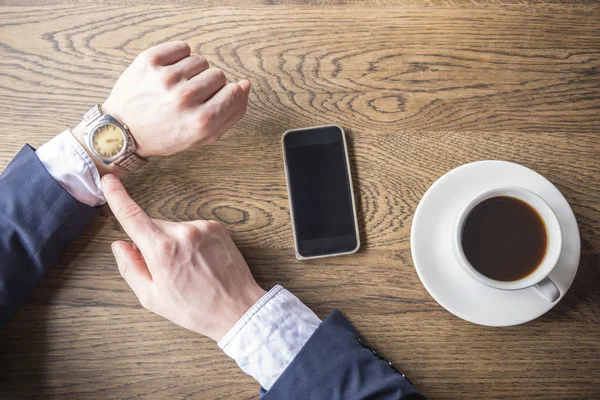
left=84, top=105, right=148, bottom=172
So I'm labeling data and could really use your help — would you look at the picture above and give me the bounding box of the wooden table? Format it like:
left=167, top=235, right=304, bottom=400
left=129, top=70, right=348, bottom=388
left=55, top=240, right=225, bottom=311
left=1, top=1, right=599, bottom=399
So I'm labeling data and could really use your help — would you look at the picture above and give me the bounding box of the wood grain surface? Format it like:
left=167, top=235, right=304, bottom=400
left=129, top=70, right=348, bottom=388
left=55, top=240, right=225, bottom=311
left=1, top=1, right=599, bottom=399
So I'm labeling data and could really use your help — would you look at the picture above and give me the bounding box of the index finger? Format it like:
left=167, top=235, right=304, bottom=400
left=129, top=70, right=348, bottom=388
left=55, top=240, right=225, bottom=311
left=143, top=41, right=191, bottom=66
left=102, top=174, right=164, bottom=249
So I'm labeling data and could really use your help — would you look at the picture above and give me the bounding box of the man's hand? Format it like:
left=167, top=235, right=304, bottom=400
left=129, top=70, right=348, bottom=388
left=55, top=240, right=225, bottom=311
left=103, top=41, right=251, bottom=157
left=102, top=174, right=266, bottom=341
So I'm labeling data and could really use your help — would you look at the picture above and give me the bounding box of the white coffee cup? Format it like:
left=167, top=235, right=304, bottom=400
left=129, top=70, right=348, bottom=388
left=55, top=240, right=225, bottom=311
left=451, top=186, right=562, bottom=302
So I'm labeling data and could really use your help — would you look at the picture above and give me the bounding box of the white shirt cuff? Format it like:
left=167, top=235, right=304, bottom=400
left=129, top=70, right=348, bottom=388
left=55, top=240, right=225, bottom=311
left=35, top=130, right=106, bottom=207
left=218, top=285, right=321, bottom=390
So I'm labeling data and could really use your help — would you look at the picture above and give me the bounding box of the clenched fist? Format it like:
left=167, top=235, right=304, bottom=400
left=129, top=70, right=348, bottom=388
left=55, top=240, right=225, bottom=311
left=102, top=41, right=251, bottom=157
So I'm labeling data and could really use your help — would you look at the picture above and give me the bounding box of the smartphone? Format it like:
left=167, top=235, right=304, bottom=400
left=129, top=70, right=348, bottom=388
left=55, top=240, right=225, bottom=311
left=282, top=124, right=360, bottom=260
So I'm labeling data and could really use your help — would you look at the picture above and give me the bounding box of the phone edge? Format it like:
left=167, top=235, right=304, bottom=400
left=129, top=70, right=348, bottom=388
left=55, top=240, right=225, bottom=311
left=281, top=124, right=361, bottom=261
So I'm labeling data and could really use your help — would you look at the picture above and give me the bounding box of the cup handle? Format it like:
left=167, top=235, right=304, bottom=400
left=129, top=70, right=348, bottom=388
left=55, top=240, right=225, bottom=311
left=532, top=277, right=560, bottom=302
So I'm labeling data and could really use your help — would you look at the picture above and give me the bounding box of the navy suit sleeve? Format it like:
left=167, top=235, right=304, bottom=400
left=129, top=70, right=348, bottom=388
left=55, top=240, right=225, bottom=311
left=261, top=310, right=426, bottom=400
left=0, top=145, right=99, bottom=326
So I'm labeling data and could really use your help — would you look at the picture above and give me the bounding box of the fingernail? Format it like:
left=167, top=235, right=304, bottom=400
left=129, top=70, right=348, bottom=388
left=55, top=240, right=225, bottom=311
left=103, top=174, right=118, bottom=183
left=111, top=242, right=120, bottom=258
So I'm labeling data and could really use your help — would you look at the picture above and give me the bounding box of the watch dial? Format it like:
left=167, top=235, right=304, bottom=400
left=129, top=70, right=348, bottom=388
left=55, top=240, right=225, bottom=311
left=92, top=124, right=125, bottom=157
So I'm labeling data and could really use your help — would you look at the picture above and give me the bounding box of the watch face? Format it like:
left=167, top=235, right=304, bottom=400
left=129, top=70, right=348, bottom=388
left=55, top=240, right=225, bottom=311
left=91, top=124, right=126, bottom=158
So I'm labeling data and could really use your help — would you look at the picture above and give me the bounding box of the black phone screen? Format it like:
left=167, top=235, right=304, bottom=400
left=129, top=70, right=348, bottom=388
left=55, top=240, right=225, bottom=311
left=284, top=125, right=358, bottom=258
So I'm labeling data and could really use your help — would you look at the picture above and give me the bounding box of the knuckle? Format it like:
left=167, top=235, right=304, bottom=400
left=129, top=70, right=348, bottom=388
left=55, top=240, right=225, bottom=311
left=209, top=68, right=226, bottom=85
left=177, top=85, right=195, bottom=107
left=228, top=83, right=244, bottom=100
left=118, top=201, right=143, bottom=221
left=193, top=219, right=218, bottom=234
left=156, top=236, right=175, bottom=255
left=104, top=179, right=125, bottom=196
left=197, top=56, right=209, bottom=69
left=191, top=54, right=208, bottom=67
left=206, top=219, right=223, bottom=232
left=162, top=68, right=181, bottom=87
left=179, top=223, right=199, bottom=240
left=198, top=109, right=216, bottom=128
left=177, top=40, right=191, bottom=55
left=138, top=50, right=160, bottom=66
left=193, top=220, right=210, bottom=232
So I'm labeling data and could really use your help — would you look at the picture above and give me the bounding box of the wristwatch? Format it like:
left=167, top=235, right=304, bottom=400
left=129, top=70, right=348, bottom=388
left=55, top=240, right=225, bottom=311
left=83, top=105, right=148, bottom=172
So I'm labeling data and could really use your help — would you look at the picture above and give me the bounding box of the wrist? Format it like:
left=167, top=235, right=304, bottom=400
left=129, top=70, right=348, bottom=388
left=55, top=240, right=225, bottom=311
left=101, top=101, right=149, bottom=159
left=212, top=284, right=267, bottom=342
left=71, top=121, right=127, bottom=178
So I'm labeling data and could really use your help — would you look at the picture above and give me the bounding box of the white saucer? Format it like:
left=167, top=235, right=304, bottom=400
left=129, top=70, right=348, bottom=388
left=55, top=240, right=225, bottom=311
left=410, top=161, right=581, bottom=326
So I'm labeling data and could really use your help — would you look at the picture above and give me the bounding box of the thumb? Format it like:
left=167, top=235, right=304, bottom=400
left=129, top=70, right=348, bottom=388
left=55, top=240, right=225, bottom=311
left=112, top=240, right=153, bottom=299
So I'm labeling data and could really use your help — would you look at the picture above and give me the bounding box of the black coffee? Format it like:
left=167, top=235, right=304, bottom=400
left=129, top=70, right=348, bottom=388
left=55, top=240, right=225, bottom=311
left=461, top=196, right=547, bottom=282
